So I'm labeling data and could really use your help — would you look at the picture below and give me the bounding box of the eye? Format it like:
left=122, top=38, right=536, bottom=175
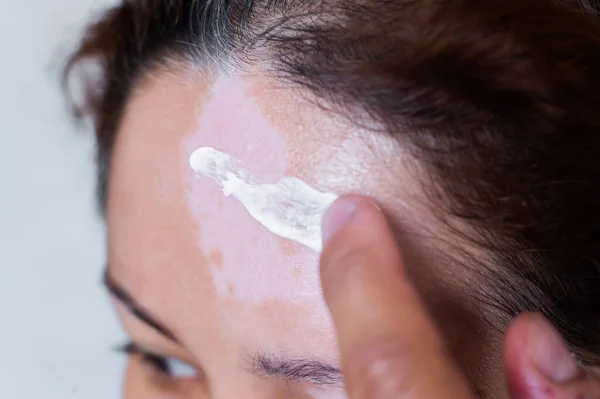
left=119, top=342, right=199, bottom=379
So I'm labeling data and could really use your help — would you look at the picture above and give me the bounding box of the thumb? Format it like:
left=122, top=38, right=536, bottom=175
left=319, top=195, right=474, bottom=399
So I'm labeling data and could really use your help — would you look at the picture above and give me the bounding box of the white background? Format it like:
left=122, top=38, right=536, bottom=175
left=0, top=1, right=126, bottom=398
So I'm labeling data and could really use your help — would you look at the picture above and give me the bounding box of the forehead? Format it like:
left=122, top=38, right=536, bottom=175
left=106, top=66, right=406, bottom=355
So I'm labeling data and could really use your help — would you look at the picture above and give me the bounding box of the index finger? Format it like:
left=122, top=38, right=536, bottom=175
left=320, top=195, right=474, bottom=399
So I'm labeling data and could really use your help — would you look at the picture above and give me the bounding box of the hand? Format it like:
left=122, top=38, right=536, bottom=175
left=319, top=195, right=600, bottom=399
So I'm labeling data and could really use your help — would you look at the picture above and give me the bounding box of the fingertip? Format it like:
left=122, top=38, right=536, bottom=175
left=504, top=313, right=586, bottom=399
left=319, top=195, right=400, bottom=292
left=321, top=195, right=360, bottom=246
left=321, top=195, right=385, bottom=243
left=321, top=195, right=394, bottom=253
left=504, top=313, right=536, bottom=398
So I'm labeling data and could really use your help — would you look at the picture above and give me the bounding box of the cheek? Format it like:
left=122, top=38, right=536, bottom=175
left=124, top=359, right=160, bottom=399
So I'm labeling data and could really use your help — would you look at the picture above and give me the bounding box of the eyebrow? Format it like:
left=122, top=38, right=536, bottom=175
left=248, top=352, right=344, bottom=387
left=103, top=269, right=343, bottom=387
left=103, top=268, right=179, bottom=342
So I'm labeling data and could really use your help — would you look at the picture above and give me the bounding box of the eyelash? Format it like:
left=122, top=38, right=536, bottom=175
left=118, top=342, right=200, bottom=381
left=118, top=342, right=172, bottom=375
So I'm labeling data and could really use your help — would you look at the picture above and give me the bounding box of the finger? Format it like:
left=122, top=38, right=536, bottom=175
left=504, top=313, right=600, bottom=399
left=320, top=195, right=474, bottom=399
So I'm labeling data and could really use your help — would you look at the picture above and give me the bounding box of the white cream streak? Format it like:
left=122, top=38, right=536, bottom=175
left=189, top=147, right=339, bottom=252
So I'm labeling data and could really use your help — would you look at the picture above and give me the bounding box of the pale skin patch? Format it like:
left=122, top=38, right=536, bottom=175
left=107, top=65, right=508, bottom=399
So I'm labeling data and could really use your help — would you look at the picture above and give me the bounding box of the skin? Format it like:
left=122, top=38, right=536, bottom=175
left=105, top=63, right=597, bottom=399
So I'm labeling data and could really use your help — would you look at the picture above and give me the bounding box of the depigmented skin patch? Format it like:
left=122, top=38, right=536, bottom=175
left=189, top=146, right=339, bottom=253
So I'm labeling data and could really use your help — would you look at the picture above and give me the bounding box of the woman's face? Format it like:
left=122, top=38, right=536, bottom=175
left=107, top=67, right=506, bottom=398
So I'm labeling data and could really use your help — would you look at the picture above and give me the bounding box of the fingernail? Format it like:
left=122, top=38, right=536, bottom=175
left=322, top=196, right=357, bottom=245
left=527, top=316, right=580, bottom=383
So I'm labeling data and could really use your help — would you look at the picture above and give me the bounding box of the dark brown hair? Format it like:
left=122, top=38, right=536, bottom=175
left=64, top=0, right=600, bottom=364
